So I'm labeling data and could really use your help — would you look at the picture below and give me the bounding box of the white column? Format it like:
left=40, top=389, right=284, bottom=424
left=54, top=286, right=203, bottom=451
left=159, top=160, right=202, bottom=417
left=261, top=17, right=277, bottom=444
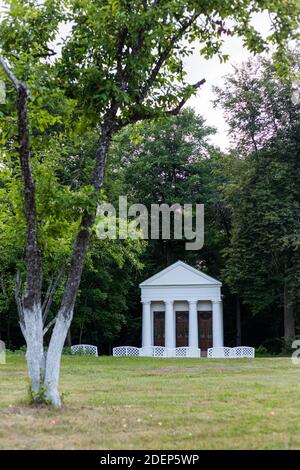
left=151, top=310, right=154, bottom=345
left=212, top=300, right=224, bottom=347
left=165, top=300, right=175, bottom=348
left=188, top=300, right=198, bottom=348
left=173, top=312, right=176, bottom=348
left=142, top=301, right=152, bottom=347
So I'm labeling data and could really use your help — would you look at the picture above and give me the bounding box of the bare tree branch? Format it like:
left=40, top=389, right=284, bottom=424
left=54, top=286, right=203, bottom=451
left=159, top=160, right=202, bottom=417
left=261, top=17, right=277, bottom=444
left=137, top=12, right=201, bottom=103
left=43, top=316, right=57, bottom=336
left=14, top=270, right=25, bottom=334
left=122, top=78, right=206, bottom=126
left=17, top=82, right=42, bottom=311
left=42, top=267, right=65, bottom=325
left=167, top=79, right=206, bottom=115
left=42, top=281, right=54, bottom=315
left=0, top=55, right=20, bottom=89
left=119, top=10, right=200, bottom=111
left=0, top=55, right=42, bottom=312
left=33, top=47, right=57, bottom=59
left=14, top=270, right=22, bottom=309
left=115, top=28, right=128, bottom=93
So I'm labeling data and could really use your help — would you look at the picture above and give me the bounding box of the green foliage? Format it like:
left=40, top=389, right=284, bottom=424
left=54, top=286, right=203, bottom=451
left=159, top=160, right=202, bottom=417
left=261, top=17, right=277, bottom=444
left=72, top=235, right=145, bottom=347
left=0, top=0, right=299, bottom=350
left=107, top=108, right=224, bottom=271
left=27, top=371, right=49, bottom=405
left=62, top=347, right=73, bottom=355
left=214, top=54, right=300, bottom=153
left=57, top=0, right=300, bottom=126
left=215, top=54, right=300, bottom=341
left=280, top=335, right=300, bottom=356
left=255, top=345, right=270, bottom=357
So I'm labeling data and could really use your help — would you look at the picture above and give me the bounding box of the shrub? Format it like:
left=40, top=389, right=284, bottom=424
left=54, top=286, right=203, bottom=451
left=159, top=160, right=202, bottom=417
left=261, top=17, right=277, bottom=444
left=255, top=345, right=270, bottom=357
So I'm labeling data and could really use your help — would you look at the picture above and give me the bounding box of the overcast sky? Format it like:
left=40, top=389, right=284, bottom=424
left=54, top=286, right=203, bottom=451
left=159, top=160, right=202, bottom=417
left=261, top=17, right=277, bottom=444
left=184, top=12, right=272, bottom=150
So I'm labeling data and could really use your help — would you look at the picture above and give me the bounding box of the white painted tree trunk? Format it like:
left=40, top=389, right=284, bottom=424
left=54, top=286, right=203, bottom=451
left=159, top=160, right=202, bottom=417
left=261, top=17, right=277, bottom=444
left=23, top=304, right=44, bottom=394
left=44, top=311, right=72, bottom=407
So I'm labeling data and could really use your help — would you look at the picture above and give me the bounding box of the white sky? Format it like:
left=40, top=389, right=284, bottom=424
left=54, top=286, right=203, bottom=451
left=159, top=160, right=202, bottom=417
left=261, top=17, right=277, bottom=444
left=184, top=13, right=272, bottom=150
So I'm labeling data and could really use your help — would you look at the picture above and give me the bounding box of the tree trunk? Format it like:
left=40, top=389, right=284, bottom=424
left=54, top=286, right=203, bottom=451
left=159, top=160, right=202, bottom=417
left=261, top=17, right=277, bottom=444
left=24, top=305, right=44, bottom=394
left=16, top=83, right=44, bottom=398
left=66, top=327, right=72, bottom=347
left=236, top=295, right=242, bottom=346
left=42, top=121, right=115, bottom=407
left=6, top=318, right=10, bottom=347
left=44, top=311, right=72, bottom=407
left=283, top=283, right=295, bottom=339
left=79, top=325, right=83, bottom=344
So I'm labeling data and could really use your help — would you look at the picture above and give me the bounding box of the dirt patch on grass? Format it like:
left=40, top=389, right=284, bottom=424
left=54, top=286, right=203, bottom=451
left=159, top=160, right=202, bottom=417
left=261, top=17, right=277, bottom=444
left=0, top=404, right=85, bottom=417
left=0, top=406, right=41, bottom=416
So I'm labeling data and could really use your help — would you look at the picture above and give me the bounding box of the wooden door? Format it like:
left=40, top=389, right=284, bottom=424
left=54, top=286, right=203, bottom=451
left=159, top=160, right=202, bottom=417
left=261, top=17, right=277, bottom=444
left=198, top=311, right=212, bottom=352
left=176, top=312, right=189, bottom=347
left=154, top=311, right=165, bottom=346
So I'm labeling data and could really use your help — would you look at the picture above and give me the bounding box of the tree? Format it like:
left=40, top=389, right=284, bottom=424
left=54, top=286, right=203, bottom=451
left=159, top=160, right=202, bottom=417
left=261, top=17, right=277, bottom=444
left=108, top=108, right=217, bottom=266
left=0, top=0, right=299, bottom=406
left=216, top=55, right=300, bottom=342
left=214, top=53, right=299, bottom=153
left=223, top=127, right=300, bottom=340
left=69, top=228, right=145, bottom=352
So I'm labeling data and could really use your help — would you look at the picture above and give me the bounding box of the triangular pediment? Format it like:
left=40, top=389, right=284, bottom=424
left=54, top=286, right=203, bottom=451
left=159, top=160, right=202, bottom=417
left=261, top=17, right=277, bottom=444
left=139, top=261, right=221, bottom=287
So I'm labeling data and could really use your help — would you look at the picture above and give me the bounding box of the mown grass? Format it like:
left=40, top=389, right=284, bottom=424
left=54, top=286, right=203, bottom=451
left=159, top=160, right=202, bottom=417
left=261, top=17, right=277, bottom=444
left=1, top=354, right=300, bottom=449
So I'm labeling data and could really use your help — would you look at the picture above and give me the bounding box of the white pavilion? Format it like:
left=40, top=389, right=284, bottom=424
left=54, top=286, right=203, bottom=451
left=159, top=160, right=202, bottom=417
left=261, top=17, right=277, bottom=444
left=139, top=260, right=223, bottom=356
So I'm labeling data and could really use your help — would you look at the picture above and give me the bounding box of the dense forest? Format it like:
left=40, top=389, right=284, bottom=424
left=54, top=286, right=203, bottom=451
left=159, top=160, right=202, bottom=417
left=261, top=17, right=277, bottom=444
left=0, top=52, right=299, bottom=355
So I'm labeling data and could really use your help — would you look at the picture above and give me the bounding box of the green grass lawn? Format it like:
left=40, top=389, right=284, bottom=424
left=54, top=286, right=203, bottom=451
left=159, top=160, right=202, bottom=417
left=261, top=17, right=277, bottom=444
left=1, top=354, right=300, bottom=449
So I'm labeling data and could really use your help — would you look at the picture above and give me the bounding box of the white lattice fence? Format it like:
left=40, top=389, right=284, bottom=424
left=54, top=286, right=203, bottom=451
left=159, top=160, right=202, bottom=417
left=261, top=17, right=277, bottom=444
left=139, top=346, right=154, bottom=357
left=207, top=346, right=255, bottom=358
left=153, top=346, right=169, bottom=357
left=112, top=345, right=255, bottom=358
left=139, top=346, right=173, bottom=357
left=71, top=344, right=98, bottom=356
left=175, top=347, right=187, bottom=357
left=112, top=346, right=140, bottom=357
left=230, top=346, right=255, bottom=358
left=175, top=347, right=201, bottom=358
left=207, top=347, right=231, bottom=358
